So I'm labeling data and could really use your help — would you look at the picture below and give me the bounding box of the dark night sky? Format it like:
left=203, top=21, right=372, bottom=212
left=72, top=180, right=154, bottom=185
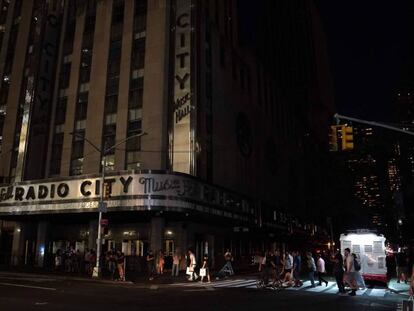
left=315, top=1, right=414, bottom=121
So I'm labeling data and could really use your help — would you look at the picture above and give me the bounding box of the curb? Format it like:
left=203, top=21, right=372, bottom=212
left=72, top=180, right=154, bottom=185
left=0, top=271, right=134, bottom=285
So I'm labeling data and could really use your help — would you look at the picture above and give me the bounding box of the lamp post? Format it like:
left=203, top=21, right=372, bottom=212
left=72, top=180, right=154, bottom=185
left=70, top=131, right=147, bottom=278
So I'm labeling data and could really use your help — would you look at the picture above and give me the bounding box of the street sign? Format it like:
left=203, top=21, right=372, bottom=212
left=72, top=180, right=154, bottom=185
left=98, top=202, right=107, bottom=213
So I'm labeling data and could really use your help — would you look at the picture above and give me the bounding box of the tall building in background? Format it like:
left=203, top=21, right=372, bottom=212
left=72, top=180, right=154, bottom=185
left=344, top=127, right=388, bottom=228
left=0, top=0, right=333, bottom=270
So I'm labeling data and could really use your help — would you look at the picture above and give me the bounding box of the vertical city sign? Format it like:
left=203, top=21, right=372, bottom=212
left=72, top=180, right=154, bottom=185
left=170, top=0, right=197, bottom=175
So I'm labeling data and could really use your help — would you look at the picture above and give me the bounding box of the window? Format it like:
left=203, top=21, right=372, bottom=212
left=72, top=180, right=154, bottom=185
left=129, top=108, right=142, bottom=121
left=49, top=133, right=64, bottom=175
left=75, top=119, right=86, bottom=130
left=131, top=39, right=145, bottom=70
left=55, top=97, right=67, bottom=125
left=105, top=95, right=118, bottom=114
left=106, top=77, right=119, bottom=95
left=59, top=62, right=71, bottom=89
left=112, top=0, right=125, bottom=25
left=76, top=92, right=88, bottom=120
left=70, top=158, right=83, bottom=176
left=105, top=113, right=117, bottom=125
left=80, top=49, right=92, bottom=83
left=102, top=124, right=116, bottom=153
left=71, top=130, right=85, bottom=159
left=128, top=89, right=143, bottom=109
left=126, top=151, right=141, bottom=170
left=104, top=154, right=115, bottom=172
left=134, top=0, right=147, bottom=33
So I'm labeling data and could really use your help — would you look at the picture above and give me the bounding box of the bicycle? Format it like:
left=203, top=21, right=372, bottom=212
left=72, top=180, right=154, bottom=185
left=256, top=268, right=284, bottom=291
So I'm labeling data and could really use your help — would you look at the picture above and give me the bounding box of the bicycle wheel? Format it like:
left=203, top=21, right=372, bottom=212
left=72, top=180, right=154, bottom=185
left=256, top=279, right=265, bottom=289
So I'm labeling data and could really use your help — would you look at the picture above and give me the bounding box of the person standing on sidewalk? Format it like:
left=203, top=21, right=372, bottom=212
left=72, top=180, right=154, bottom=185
left=157, top=250, right=165, bottom=275
left=116, top=251, right=125, bottom=281
left=344, top=248, right=357, bottom=296
left=316, top=254, right=328, bottom=286
left=172, top=251, right=180, bottom=277
left=106, top=249, right=116, bottom=280
left=55, top=249, right=62, bottom=271
left=146, top=250, right=155, bottom=281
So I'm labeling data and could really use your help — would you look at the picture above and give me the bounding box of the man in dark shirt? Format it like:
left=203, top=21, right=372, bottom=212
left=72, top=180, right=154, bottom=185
left=263, top=251, right=275, bottom=285
left=396, top=249, right=408, bottom=284
left=292, top=251, right=302, bottom=287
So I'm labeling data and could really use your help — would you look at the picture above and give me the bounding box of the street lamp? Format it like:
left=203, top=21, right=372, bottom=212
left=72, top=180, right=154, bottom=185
left=70, top=131, right=147, bottom=278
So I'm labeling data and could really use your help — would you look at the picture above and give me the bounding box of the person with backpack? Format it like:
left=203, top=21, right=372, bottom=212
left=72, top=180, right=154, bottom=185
left=306, top=252, right=316, bottom=288
left=352, top=253, right=365, bottom=289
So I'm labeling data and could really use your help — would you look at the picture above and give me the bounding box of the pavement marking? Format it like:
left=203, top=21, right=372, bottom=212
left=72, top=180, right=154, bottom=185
left=355, top=288, right=368, bottom=296
left=286, top=281, right=311, bottom=290
left=165, top=277, right=408, bottom=300
left=231, top=280, right=258, bottom=288
left=305, top=283, right=335, bottom=292
left=149, top=285, right=158, bottom=290
left=367, top=288, right=386, bottom=297
left=0, top=277, right=57, bottom=283
left=0, top=282, right=57, bottom=291
left=325, top=285, right=340, bottom=294
left=213, top=279, right=255, bottom=288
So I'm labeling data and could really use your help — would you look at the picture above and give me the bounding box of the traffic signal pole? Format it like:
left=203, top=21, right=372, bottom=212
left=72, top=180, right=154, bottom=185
left=93, top=154, right=105, bottom=278
left=69, top=131, right=147, bottom=278
left=334, top=113, right=414, bottom=137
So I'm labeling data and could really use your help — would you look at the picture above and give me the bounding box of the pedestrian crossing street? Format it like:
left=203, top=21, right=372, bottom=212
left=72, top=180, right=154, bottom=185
left=169, top=279, right=399, bottom=298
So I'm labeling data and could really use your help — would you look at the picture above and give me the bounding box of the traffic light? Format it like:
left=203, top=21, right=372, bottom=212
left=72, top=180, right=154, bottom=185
left=104, top=182, right=111, bottom=200
left=329, top=126, right=339, bottom=151
left=341, top=126, right=354, bottom=151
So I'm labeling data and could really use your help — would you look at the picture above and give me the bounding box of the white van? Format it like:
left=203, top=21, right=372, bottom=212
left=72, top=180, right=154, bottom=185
left=340, top=232, right=387, bottom=284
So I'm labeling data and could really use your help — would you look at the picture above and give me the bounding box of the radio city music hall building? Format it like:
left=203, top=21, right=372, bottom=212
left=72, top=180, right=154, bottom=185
left=0, top=0, right=333, bottom=270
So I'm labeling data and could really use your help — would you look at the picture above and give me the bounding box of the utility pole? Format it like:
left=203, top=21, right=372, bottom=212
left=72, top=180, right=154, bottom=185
left=334, top=113, right=414, bottom=136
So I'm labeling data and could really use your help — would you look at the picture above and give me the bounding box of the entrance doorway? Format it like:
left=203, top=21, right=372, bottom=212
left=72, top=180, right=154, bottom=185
left=0, top=230, right=13, bottom=266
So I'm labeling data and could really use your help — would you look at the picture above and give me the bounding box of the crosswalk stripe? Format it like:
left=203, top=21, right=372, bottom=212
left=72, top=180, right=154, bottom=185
left=367, top=288, right=386, bottom=297
left=170, top=282, right=204, bottom=287
left=286, top=281, right=311, bottom=290
left=306, top=282, right=336, bottom=292
left=167, top=278, right=401, bottom=299
left=325, top=285, right=340, bottom=294
left=355, top=288, right=368, bottom=296
left=213, top=279, right=254, bottom=287
left=231, top=280, right=258, bottom=288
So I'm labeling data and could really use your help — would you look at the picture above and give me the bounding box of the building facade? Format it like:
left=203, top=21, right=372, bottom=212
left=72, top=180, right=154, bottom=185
left=0, top=0, right=332, bottom=270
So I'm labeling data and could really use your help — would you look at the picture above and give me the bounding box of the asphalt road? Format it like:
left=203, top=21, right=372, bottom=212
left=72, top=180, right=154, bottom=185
left=0, top=272, right=408, bottom=311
